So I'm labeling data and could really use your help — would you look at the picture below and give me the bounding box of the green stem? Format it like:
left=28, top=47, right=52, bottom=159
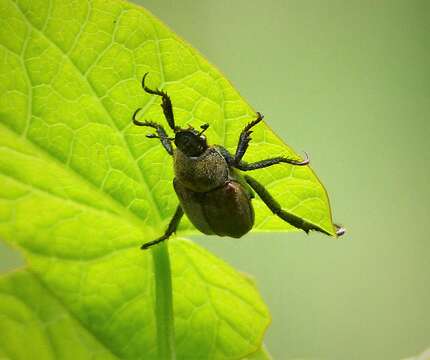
left=151, top=241, right=176, bottom=360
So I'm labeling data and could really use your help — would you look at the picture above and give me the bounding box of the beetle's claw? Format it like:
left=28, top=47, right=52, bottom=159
left=294, top=152, right=310, bottom=166
left=335, top=224, right=346, bottom=236
left=141, top=72, right=149, bottom=88
left=132, top=108, right=142, bottom=123
left=302, top=152, right=310, bottom=165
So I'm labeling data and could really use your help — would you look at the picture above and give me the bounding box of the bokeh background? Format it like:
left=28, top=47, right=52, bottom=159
left=1, top=0, right=429, bottom=359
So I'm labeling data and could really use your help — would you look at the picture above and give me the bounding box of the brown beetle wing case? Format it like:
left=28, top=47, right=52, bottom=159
left=174, top=178, right=254, bottom=238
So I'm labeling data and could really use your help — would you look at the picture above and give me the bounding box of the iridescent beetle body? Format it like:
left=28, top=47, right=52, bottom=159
left=173, top=146, right=254, bottom=238
left=132, top=73, right=344, bottom=249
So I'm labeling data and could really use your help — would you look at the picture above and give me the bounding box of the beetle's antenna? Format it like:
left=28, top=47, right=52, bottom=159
left=198, top=123, right=209, bottom=136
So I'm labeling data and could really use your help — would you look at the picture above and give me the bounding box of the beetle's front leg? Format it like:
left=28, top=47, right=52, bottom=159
left=140, top=73, right=176, bottom=131
left=133, top=111, right=174, bottom=156
left=234, top=112, right=264, bottom=163
left=243, top=175, right=346, bottom=236
left=236, top=152, right=309, bottom=171
left=232, top=112, right=309, bottom=170
left=141, top=205, right=184, bottom=250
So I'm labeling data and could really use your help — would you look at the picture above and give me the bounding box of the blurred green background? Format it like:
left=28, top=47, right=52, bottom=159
left=1, top=0, right=429, bottom=359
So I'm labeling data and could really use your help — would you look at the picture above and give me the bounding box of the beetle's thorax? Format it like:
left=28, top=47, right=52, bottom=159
left=174, top=146, right=229, bottom=192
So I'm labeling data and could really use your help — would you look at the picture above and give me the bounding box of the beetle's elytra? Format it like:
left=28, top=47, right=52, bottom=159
left=133, top=73, right=345, bottom=249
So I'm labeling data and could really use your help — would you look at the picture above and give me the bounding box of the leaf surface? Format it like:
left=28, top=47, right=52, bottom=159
left=0, top=270, right=117, bottom=360
left=0, top=240, right=269, bottom=359
left=0, top=0, right=337, bottom=358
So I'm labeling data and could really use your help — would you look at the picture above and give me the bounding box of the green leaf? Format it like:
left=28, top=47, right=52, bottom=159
left=0, top=0, right=338, bottom=358
left=0, top=240, right=269, bottom=359
left=401, top=347, right=430, bottom=360
left=242, top=345, right=272, bottom=360
left=0, top=270, right=117, bottom=360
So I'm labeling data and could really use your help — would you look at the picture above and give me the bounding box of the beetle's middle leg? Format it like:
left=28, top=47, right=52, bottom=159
left=244, top=175, right=332, bottom=235
left=236, top=153, right=309, bottom=171
left=141, top=205, right=184, bottom=250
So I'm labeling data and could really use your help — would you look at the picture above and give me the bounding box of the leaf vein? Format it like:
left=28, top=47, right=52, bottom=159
left=12, top=0, right=163, bottom=223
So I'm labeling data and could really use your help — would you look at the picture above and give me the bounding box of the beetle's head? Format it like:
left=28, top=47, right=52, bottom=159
left=175, top=124, right=209, bottom=157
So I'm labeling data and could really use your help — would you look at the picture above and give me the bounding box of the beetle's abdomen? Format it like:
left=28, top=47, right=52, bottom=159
left=174, top=147, right=228, bottom=192
left=174, top=178, right=255, bottom=238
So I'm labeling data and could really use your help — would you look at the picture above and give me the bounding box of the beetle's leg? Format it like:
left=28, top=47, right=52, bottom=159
left=234, top=112, right=264, bottom=163
left=133, top=109, right=173, bottom=155
left=244, top=175, right=338, bottom=235
left=140, top=72, right=176, bottom=131
left=215, top=145, right=235, bottom=166
left=141, top=206, right=184, bottom=250
left=236, top=152, right=309, bottom=171
left=334, top=224, right=346, bottom=236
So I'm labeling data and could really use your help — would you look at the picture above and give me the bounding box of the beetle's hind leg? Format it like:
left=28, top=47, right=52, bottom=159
left=244, top=175, right=334, bottom=235
left=140, top=72, right=176, bottom=131
left=132, top=110, right=174, bottom=155
left=141, top=205, right=184, bottom=250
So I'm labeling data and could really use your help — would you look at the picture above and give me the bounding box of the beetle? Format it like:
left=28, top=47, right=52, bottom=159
left=133, top=73, right=345, bottom=249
